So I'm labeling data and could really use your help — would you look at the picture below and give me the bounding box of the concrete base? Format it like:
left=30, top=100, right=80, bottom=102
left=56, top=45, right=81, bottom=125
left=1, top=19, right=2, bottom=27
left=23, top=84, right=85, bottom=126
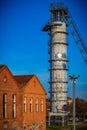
left=48, top=112, right=69, bottom=126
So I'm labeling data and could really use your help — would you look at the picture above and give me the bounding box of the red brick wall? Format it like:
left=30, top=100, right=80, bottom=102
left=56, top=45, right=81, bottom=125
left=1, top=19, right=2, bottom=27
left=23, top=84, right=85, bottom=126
left=0, top=67, right=46, bottom=130
left=22, top=76, right=46, bottom=130
left=0, top=67, right=22, bottom=130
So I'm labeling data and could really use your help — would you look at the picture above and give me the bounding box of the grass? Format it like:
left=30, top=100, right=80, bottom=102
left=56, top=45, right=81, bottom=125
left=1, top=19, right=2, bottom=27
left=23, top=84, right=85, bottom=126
left=46, top=125, right=72, bottom=130
left=46, top=123, right=87, bottom=130
left=77, top=125, right=87, bottom=130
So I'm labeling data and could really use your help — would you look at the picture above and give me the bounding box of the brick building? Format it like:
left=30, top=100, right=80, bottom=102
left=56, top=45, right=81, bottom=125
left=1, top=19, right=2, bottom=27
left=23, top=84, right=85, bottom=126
left=0, top=65, right=46, bottom=130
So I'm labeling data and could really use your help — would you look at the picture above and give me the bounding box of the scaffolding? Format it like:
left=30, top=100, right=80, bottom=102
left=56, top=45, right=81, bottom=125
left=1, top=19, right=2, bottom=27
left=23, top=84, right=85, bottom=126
left=42, top=2, right=87, bottom=126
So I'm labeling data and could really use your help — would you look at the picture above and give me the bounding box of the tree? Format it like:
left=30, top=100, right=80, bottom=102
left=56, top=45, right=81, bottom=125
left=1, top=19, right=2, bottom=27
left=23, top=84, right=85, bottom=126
left=68, top=97, right=87, bottom=120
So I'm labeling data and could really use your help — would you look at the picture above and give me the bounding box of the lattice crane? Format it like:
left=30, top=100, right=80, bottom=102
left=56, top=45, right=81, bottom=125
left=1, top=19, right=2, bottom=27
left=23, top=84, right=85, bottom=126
left=63, top=3, right=87, bottom=64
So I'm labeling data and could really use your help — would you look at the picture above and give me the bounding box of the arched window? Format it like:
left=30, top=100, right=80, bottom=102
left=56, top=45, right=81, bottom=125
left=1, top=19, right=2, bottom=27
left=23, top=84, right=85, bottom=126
left=12, top=95, right=16, bottom=118
left=3, top=94, right=7, bottom=118
left=30, top=98, right=33, bottom=112
left=24, top=97, right=26, bottom=112
left=35, top=98, right=38, bottom=112
left=41, top=98, right=44, bottom=112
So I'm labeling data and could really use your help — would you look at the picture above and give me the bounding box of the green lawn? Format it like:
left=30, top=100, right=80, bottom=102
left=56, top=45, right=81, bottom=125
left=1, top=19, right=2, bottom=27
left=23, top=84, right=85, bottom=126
left=46, top=123, right=87, bottom=130
left=46, top=125, right=72, bottom=130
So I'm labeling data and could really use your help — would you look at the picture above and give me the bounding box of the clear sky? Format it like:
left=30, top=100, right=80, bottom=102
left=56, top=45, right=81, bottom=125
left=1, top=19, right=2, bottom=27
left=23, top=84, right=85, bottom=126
left=0, top=0, right=87, bottom=100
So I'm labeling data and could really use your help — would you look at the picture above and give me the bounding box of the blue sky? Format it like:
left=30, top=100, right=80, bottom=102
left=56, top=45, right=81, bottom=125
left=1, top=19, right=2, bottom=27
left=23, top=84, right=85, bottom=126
left=0, top=0, right=87, bottom=100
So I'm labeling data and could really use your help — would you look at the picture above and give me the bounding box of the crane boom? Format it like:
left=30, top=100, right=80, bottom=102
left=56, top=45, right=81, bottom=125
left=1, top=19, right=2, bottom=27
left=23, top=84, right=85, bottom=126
left=66, top=8, right=87, bottom=64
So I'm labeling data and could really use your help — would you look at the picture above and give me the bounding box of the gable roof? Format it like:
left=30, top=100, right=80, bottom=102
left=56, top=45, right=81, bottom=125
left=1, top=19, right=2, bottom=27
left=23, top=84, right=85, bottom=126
left=33, top=75, right=47, bottom=94
left=0, top=65, right=46, bottom=94
left=15, top=75, right=46, bottom=94
left=15, top=75, right=34, bottom=87
left=0, top=64, right=6, bottom=72
left=0, top=64, right=21, bottom=89
left=0, top=65, right=4, bottom=69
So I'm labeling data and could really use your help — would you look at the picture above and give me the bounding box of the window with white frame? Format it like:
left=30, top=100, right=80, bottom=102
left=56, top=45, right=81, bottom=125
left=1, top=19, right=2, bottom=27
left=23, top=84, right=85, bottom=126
left=12, top=94, right=16, bottom=118
left=3, top=94, right=7, bottom=118
left=24, top=97, right=26, bottom=112
left=41, top=98, right=44, bottom=112
left=30, top=98, right=33, bottom=112
left=35, top=98, right=38, bottom=112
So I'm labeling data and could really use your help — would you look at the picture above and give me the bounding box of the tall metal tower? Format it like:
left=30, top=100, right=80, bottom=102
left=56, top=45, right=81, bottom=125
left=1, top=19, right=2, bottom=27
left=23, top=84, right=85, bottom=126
left=42, top=2, right=87, bottom=126
left=42, top=3, right=69, bottom=125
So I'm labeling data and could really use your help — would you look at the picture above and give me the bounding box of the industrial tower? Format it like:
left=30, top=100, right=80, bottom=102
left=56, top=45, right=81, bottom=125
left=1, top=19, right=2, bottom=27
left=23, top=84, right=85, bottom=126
left=42, top=3, right=68, bottom=125
left=42, top=2, right=87, bottom=126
